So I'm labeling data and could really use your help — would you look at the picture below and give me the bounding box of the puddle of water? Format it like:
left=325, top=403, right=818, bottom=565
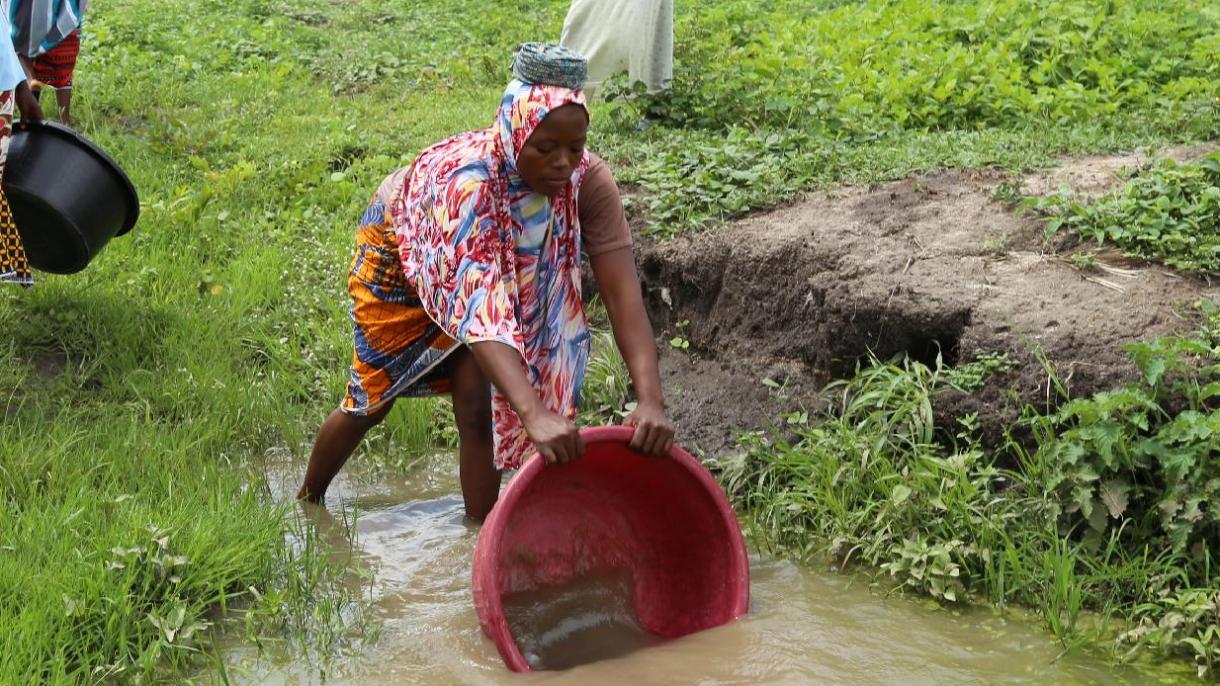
left=225, top=451, right=1172, bottom=686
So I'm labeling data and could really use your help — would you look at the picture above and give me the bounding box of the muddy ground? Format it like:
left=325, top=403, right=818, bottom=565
left=636, top=144, right=1219, bottom=458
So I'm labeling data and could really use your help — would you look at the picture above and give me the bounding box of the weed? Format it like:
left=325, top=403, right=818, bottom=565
left=724, top=321, right=1220, bottom=670
left=427, top=398, right=460, bottom=450
left=579, top=330, right=635, bottom=425
left=760, top=377, right=789, bottom=399
left=1038, top=331, right=1220, bottom=557
left=1044, top=536, right=1086, bottom=648
left=1035, top=153, right=1220, bottom=272
left=992, top=178, right=1026, bottom=207
left=1120, top=589, right=1220, bottom=678
left=1071, top=253, right=1100, bottom=271
left=945, top=350, right=1017, bottom=392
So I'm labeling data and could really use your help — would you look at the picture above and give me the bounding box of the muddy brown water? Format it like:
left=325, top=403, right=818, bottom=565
left=227, top=452, right=1176, bottom=685
left=503, top=573, right=662, bottom=670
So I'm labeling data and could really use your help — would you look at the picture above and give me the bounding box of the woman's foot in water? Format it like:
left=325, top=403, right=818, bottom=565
left=298, top=403, right=394, bottom=503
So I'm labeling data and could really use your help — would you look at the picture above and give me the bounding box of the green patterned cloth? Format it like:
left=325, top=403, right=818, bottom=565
left=511, top=42, right=588, bottom=90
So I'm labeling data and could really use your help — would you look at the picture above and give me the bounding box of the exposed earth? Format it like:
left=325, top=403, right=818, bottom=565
left=636, top=144, right=1220, bottom=458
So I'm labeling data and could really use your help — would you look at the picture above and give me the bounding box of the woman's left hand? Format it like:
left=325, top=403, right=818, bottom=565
left=624, top=400, right=674, bottom=457
left=14, top=81, right=44, bottom=122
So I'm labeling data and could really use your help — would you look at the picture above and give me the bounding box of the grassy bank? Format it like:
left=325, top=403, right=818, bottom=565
left=720, top=295, right=1220, bottom=678
left=720, top=149, right=1220, bottom=676
left=1, top=0, right=1216, bottom=681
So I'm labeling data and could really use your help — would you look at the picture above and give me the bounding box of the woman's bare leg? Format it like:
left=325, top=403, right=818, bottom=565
left=449, top=347, right=500, bottom=520
left=298, top=401, right=393, bottom=503
left=55, top=88, right=71, bottom=127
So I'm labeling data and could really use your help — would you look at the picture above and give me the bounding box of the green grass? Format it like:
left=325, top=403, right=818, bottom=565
left=1, top=0, right=546, bottom=680
left=2, top=0, right=1217, bottom=681
left=0, top=404, right=370, bottom=682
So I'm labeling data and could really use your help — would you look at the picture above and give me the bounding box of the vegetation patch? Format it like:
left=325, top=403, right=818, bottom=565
left=720, top=304, right=1220, bottom=675
left=602, top=0, right=1219, bottom=235
left=1033, top=153, right=1220, bottom=272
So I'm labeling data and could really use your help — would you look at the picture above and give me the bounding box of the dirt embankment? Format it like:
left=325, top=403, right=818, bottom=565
left=637, top=145, right=1220, bottom=458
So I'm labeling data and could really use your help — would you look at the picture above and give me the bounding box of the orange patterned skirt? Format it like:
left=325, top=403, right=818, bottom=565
left=341, top=197, right=458, bottom=415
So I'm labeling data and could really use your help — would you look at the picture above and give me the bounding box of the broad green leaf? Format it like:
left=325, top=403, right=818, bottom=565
left=1100, top=480, right=1130, bottom=519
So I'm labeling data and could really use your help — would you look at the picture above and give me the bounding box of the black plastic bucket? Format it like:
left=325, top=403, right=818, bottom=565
left=3, top=120, right=139, bottom=274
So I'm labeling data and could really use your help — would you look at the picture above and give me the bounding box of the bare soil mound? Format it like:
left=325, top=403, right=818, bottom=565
left=639, top=149, right=1219, bottom=457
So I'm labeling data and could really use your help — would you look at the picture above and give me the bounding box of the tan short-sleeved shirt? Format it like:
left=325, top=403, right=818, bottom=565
left=579, top=153, right=633, bottom=257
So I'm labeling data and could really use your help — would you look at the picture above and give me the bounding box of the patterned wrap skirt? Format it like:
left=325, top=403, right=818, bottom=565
left=0, top=91, right=30, bottom=287
left=32, top=31, right=81, bottom=90
left=341, top=196, right=459, bottom=416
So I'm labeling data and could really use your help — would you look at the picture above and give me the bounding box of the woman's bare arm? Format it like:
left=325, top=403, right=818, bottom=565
left=589, top=247, right=674, bottom=455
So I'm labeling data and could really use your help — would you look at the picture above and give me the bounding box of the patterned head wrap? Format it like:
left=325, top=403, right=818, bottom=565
left=511, top=42, right=588, bottom=91
left=391, top=79, right=592, bottom=469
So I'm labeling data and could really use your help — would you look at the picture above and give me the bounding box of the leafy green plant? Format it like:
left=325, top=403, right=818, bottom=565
left=992, top=178, right=1025, bottom=207
left=945, top=350, right=1017, bottom=392
left=668, top=0, right=1218, bottom=134
left=1036, top=154, right=1220, bottom=271
left=882, top=538, right=968, bottom=603
left=1037, top=332, right=1220, bottom=553
left=427, top=398, right=460, bottom=449
left=1070, top=252, right=1100, bottom=271
left=723, top=355, right=1007, bottom=604
left=599, top=0, right=1219, bottom=235
left=612, top=128, right=824, bottom=237
left=1121, top=589, right=1220, bottom=678
left=579, top=330, right=635, bottom=425
left=722, top=325, right=1220, bottom=669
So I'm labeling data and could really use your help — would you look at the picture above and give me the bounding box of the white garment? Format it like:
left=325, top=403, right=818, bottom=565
left=560, top=0, right=673, bottom=97
left=0, top=0, right=28, bottom=92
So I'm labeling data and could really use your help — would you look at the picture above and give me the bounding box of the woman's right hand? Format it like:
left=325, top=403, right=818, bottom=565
left=466, top=341, right=584, bottom=466
left=523, top=408, right=584, bottom=466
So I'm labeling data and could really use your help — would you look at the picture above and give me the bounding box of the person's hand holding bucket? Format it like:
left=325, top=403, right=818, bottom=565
left=624, top=399, right=674, bottom=456
left=522, top=404, right=586, bottom=466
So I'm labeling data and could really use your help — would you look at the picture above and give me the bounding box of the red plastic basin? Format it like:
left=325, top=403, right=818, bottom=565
left=472, top=426, right=750, bottom=672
